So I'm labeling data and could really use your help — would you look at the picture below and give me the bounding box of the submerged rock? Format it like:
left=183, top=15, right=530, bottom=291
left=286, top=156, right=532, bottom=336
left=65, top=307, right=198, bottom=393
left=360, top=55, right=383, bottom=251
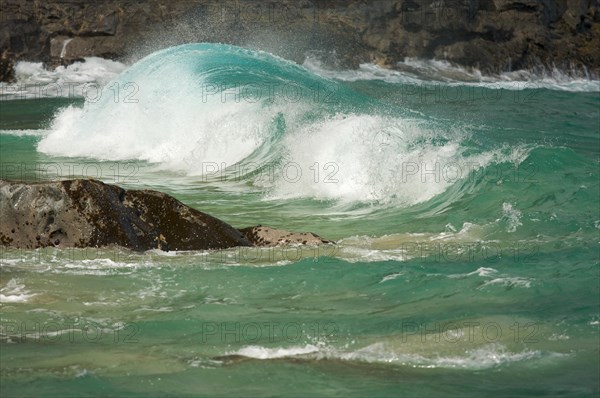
left=0, top=179, right=332, bottom=251
left=0, top=179, right=251, bottom=251
left=239, top=225, right=333, bottom=247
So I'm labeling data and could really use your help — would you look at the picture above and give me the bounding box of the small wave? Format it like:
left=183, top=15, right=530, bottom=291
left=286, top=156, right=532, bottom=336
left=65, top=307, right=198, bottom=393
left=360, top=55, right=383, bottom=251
left=304, top=57, right=600, bottom=92
left=303, top=56, right=423, bottom=85
left=467, top=267, right=498, bottom=277
left=228, top=342, right=563, bottom=369
left=447, top=267, right=499, bottom=279
left=379, top=272, right=405, bottom=283
left=338, top=342, right=547, bottom=369
left=0, top=278, right=34, bottom=304
left=479, top=277, right=533, bottom=289
left=234, top=344, right=321, bottom=359
left=445, top=266, right=532, bottom=289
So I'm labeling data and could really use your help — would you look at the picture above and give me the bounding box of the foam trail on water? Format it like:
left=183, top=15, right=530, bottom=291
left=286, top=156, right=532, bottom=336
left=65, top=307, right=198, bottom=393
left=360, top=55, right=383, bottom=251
left=303, top=56, right=600, bottom=92
left=229, top=342, right=564, bottom=369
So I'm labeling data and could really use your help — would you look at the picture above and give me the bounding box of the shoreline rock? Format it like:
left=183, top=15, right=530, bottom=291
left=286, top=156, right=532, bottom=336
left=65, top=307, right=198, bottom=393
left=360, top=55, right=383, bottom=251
left=1, top=0, right=598, bottom=82
left=0, top=49, right=16, bottom=83
left=239, top=225, right=333, bottom=247
left=0, top=179, right=332, bottom=251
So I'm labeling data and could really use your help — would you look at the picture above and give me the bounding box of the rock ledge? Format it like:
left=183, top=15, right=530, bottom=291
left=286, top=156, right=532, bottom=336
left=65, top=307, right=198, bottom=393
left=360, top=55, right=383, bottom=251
left=0, top=179, right=331, bottom=251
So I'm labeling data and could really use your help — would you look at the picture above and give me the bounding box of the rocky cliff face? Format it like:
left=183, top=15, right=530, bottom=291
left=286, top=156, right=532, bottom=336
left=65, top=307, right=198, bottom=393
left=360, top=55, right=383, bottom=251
left=1, top=0, right=599, bottom=79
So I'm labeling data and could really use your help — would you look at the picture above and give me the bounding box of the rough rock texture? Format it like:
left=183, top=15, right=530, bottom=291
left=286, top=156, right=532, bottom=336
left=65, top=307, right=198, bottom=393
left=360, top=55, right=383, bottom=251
left=0, top=49, right=16, bottom=82
left=239, top=225, right=333, bottom=247
left=0, top=179, right=332, bottom=251
left=1, top=0, right=599, bottom=81
left=0, top=179, right=252, bottom=250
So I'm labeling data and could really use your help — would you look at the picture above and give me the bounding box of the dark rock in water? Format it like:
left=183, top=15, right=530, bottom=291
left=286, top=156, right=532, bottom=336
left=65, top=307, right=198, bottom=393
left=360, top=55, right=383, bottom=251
left=0, top=179, right=252, bottom=251
left=239, top=225, right=333, bottom=247
left=0, top=179, right=333, bottom=251
left=212, top=354, right=254, bottom=365
left=0, top=49, right=16, bottom=83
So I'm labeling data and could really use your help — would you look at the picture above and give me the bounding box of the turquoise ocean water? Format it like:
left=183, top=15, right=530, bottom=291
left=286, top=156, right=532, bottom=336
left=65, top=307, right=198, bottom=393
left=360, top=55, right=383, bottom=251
left=0, top=43, right=599, bottom=397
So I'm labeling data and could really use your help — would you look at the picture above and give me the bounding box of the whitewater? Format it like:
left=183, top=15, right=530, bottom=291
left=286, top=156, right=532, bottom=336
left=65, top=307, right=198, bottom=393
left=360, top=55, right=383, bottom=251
left=1, top=43, right=599, bottom=397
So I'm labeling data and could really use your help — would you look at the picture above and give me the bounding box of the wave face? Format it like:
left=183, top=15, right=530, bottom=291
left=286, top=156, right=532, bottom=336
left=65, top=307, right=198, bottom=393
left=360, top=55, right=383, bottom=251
left=38, top=43, right=528, bottom=207
left=39, top=44, right=365, bottom=174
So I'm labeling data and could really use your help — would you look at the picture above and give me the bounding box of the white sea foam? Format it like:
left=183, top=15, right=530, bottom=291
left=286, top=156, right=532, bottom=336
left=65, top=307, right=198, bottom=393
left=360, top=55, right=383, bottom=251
left=337, top=342, right=545, bottom=369
left=41, top=97, right=530, bottom=206
left=262, top=114, right=531, bottom=205
left=479, top=277, right=533, bottom=289
left=501, top=202, right=523, bottom=233
left=37, top=84, right=278, bottom=172
left=304, top=57, right=600, bottom=92
left=36, top=45, right=532, bottom=206
left=379, top=272, right=405, bottom=283
left=467, top=267, right=498, bottom=277
left=335, top=224, right=509, bottom=263
left=0, top=278, right=34, bottom=303
left=0, top=58, right=127, bottom=100
left=548, top=334, right=570, bottom=341
left=0, top=129, right=49, bottom=137
left=264, top=114, right=465, bottom=203
left=230, top=342, right=562, bottom=369
left=303, top=56, right=422, bottom=85
left=336, top=246, right=411, bottom=263
left=234, top=344, right=321, bottom=359
left=448, top=267, right=499, bottom=279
